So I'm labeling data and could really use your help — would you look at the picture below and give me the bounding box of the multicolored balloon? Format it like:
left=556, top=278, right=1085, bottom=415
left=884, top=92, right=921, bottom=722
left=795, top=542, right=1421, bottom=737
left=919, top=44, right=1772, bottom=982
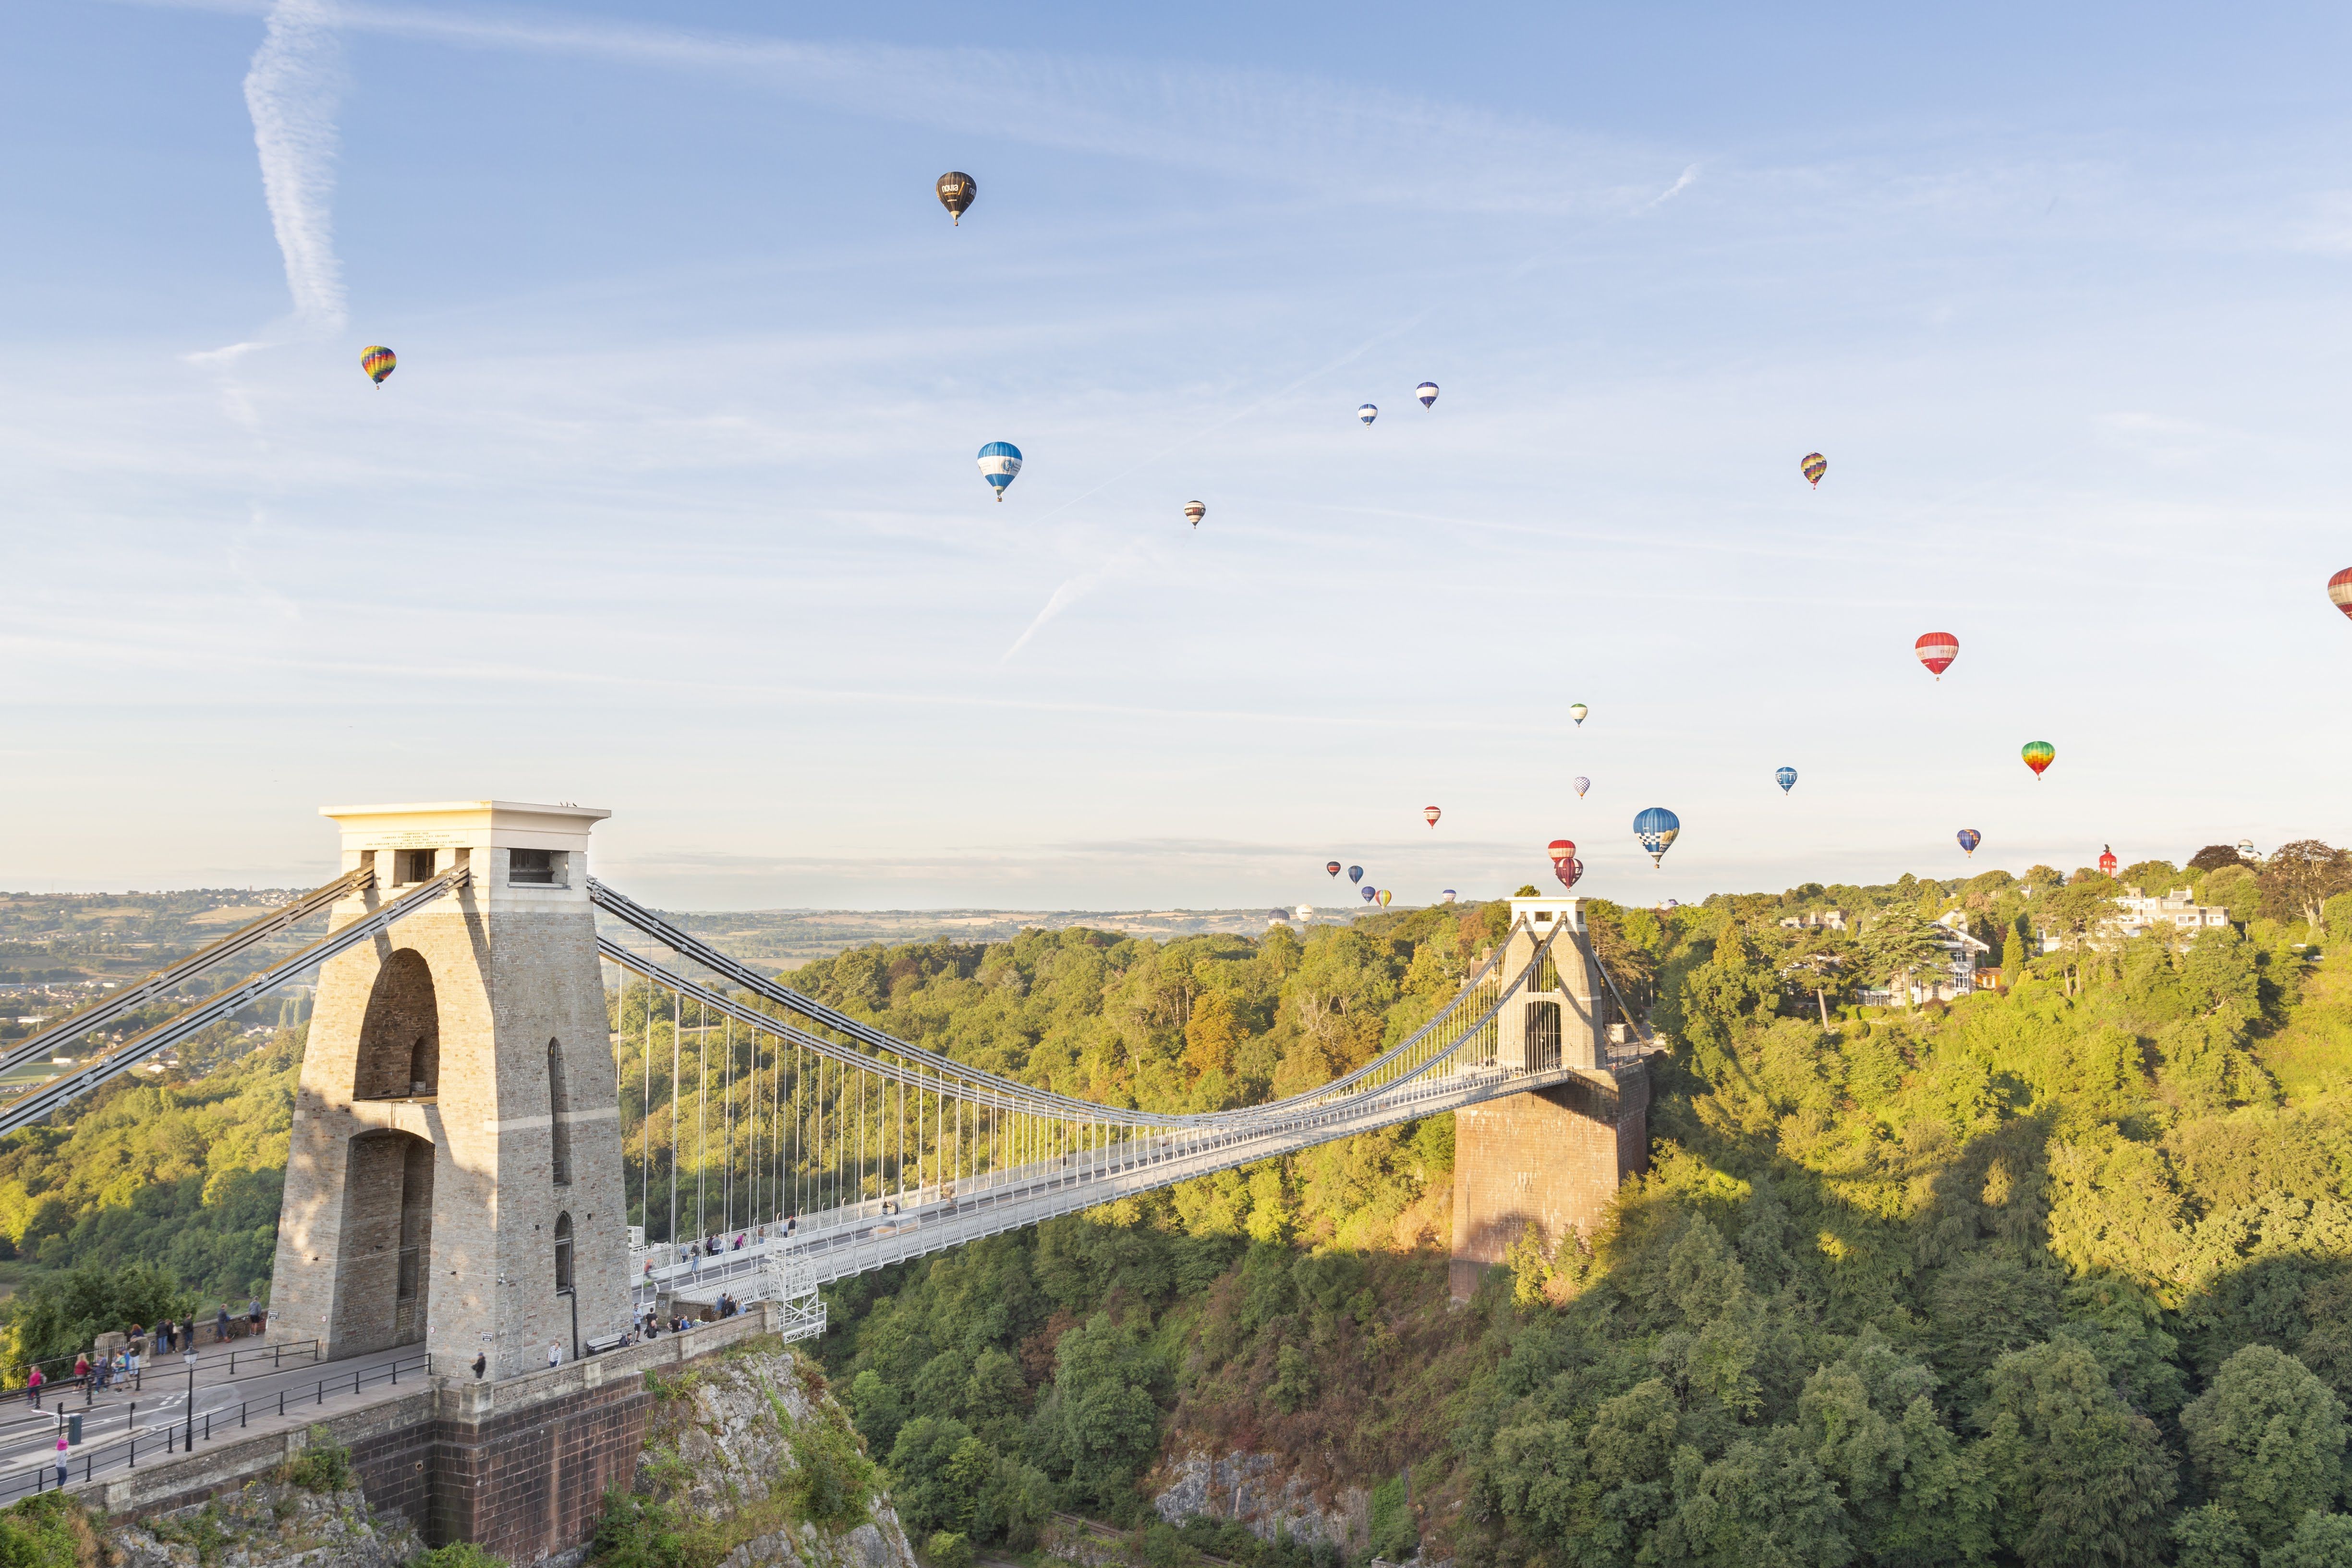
left=1568, top=703, right=1589, bottom=727
left=1573, top=776, right=1590, bottom=798
left=936, top=171, right=976, bottom=224
left=1915, top=632, right=1959, bottom=679
left=1775, top=766, right=1797, bottom=794
left=1184, top=500, right=1205, bottom=529
left=1357, top=403, right=1378, bottom=425
left=1348, top=865, right=1364, bottom=884
left=1957, top=828, right=1981, bottom=858
left=1423, top=806, right=1442, bottom=827
left=977, top=441, right=1022, bottom=501
left=360, top=346, right=396, bottom=386
left=1360, top=886, right=1377, bottom=903
left=2022, top=741, right=2055, bottom=778
left=1633, top=806, right=1681, bottom=867
left=1326, top=861, right=1343, bottom=878
left=1554, top=857, right=1584, bottom=891
left=2329, top=567, right=2352, bottom=620
left=1801, top=452, right=1827, bottom=487
left=1416, top=382, right=1439, bottom=408
left=1547, top=839, right=1576, bottom=863
left=1376, top=888, right=1393, bottom=907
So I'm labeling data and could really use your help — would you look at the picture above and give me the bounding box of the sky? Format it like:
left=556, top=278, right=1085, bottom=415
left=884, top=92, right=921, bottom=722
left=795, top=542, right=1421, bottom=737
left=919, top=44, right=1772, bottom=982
left=2, top=2, right=2350, bottom=912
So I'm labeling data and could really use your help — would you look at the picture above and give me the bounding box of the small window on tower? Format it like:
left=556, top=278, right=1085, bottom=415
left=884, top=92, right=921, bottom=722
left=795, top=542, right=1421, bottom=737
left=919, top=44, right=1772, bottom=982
left=396, top=850, right=437, bottom=885
left=509, top=849, right=559, bottom=886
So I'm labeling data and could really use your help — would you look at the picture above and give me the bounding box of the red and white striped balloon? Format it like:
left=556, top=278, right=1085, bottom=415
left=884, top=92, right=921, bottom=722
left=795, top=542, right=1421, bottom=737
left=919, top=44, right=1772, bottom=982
left=2330, top=568, right=2352, bottom=620
left=1915, top=631, right=1959, bottom=679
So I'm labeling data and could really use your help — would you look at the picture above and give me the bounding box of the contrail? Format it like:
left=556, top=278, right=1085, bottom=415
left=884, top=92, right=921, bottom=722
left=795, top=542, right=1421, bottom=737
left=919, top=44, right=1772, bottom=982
left=243, top=0, right=348, bottom=334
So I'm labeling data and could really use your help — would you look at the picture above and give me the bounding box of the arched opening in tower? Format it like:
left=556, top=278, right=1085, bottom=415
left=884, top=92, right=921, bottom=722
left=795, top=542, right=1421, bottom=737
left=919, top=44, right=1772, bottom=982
left=355, top=949, right=439, bottom=1100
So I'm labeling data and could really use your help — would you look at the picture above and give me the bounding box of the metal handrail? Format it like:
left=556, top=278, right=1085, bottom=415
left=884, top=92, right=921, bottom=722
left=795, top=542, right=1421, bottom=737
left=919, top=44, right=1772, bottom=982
left=2, top=1338, right=319, bottom=1401
left=0, top=1351, right=428, bottom=1505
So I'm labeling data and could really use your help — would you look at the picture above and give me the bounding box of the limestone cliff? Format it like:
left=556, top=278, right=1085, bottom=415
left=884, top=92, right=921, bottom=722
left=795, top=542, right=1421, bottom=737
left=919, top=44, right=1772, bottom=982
left=621, top=1341, right=918, bottom=1568
left=109, top=1480, right=421, bottom=1568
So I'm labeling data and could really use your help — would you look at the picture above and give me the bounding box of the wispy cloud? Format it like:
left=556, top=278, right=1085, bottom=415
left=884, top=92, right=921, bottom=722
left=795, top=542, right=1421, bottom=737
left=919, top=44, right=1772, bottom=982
left=243, top=0, right=347, bottom=335
left=213, top=0, right=1676, bottom=217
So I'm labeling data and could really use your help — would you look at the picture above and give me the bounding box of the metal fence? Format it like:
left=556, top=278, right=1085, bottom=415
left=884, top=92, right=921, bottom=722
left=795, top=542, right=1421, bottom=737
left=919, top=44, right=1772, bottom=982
left=3, top=1340, right=321, bottom=1412
left=0, top=1351, right=429, bottom=1506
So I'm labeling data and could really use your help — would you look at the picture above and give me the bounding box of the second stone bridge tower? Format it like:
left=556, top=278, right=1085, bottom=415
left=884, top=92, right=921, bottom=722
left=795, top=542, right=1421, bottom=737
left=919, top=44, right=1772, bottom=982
left=267, top=801, right=633, bottom=1378
left=1449, top=895, right=1652, bottom=1299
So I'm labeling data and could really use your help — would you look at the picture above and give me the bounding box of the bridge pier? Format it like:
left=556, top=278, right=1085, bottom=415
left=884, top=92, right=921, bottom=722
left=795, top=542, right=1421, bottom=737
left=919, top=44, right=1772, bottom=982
left=1448, top=897, right=1651, bottom=1300
left=268, top=802, right=632, bottom=1382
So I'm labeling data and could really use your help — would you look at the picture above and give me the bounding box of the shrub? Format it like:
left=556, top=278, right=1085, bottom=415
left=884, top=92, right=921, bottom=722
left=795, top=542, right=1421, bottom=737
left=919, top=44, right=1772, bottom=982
left=588, top=1490, right=681, bottom=1568
left=281, top=1429, right=351, bottom=1493
left=0, top=1492, right=99, bottom=1568
left=923, top=1532, right=972, bottom=1568
left=412, top=1545, right=506, bottom=1568
left=783, top=1416, right=874, bottom=1531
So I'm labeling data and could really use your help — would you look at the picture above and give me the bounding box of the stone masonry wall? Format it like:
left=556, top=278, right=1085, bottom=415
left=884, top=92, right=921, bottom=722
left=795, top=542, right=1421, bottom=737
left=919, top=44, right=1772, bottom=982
left=1447, top=1061, right=1651, bottom=1300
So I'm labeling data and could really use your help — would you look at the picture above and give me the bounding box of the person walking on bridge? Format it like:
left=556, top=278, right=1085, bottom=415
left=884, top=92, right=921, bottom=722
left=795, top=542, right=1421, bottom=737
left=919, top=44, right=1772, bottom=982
left=27, top=1365, right=43, bottom=1409
left=53, top=1435, right=67, bottom=1492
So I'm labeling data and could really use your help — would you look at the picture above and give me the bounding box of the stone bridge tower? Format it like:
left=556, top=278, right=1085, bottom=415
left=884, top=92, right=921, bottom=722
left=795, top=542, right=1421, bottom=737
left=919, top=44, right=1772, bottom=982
left=267, top=801, right=631, bottom=1377
left=1449, top=895, right=1652, bottom=1300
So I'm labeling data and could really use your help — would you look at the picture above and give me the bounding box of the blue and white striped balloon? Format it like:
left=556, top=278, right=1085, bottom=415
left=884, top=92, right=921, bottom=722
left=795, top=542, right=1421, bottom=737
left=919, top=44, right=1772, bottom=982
left=977, top=441, right=1022, bottom=501
left=1416, top=382, right=1439, bottom=408
left=1357, top=403, right=1378, bottom=425
left=1775, top=766, right=1797, bottom=794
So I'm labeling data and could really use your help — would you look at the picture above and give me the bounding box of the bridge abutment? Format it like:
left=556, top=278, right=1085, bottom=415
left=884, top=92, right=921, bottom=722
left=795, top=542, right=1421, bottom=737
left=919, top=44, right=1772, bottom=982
left=1448, top=896, right=1651, bottom=1300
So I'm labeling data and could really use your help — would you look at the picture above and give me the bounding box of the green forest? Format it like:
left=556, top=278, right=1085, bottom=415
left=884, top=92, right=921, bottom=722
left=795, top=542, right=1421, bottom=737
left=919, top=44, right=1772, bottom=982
left=5, top=847, right=2352, bottom=1567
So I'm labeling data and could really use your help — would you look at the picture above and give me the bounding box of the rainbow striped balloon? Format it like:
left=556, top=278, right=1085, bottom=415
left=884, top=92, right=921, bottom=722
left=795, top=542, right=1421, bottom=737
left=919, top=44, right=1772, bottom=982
left=360, top=345, right=397, bottom=386
left=2021, top=741, right=2055, bottom=778
left=1801, top=451, right=1827, bottom=486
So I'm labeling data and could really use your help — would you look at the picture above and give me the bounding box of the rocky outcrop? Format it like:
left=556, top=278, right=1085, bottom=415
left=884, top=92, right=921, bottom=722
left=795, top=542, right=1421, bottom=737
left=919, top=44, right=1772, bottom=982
left=630, top=1342, right=918, bottom=1568
left=109, top=1480, right=420, bottom=1568
left=1150, top=1449, right=1366, bottom=1554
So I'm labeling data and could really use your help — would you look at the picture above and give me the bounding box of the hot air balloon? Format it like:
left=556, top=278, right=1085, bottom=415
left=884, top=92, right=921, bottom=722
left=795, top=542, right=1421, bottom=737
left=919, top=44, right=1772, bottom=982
left=2021, top=741, right=2055, bottom=778
left=360, top=346, right=396, bottom=386
left=1416, top=382, right=1439, bottom=408
left=2098, top=845, right=2117, bottom=878
left=936, top=171, right=976, bottom=224
left=1775, top=766, right=1798, bottom=795
left=1440, top=889, right=1456, bottom=904
left=1348, top=865, right=1364, bottom=884
left=1360, top=886, right=1377, bottom=903
left=976, top=441, right=1022, bottom=501
left=1801, top=452, right=1827, bottom=487
left=1547, top=839, right=1576, bottom=863
left=1957, top=828, right=1981, bottom=859
left=1183, top=500, right=1205, bottom=529
left=1555, top=857, right=1584, bottom=891
left=1296, top=905, right=1314, bottom=921
left=1915, top=632, right=1959, bottom=679
left=1633, top=806, right=1681, bottom=867
left=1326, top=862, right=1343, bottom=878
left=2238, top=838, right=2257, bottom=860
left=1357, top=403, right=1378, bottom=425
left=1376, top=888, right=1393, bottom=907
left=1573, top=776, right=1590, bottom=798
left=1423, top=806, right=1442, bottom=828
left=2329, top=568, right=2352, bottom=620
left=1569, top=703, right=1589, bottom=727
left=1661, top=899, right=1681, bottom=912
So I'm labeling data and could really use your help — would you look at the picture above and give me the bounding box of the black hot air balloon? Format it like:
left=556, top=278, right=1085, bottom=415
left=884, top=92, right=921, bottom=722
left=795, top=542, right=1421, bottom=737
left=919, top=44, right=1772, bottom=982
left=936, top=171, right=977, bottom=225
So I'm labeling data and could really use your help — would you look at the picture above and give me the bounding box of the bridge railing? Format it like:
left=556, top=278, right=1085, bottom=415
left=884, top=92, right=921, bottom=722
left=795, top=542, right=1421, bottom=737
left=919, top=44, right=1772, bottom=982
left=0, top=1352, right=430, bottom=1507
